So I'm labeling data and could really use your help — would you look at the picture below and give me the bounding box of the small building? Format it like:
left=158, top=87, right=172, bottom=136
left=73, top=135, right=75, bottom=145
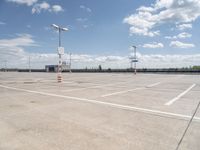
left=45, top=62, right=70, bottom=72
left=45, top=65, right=58, bottom=72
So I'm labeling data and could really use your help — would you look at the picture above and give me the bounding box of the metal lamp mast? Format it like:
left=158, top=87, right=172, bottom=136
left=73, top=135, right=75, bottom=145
left=51, top=24, right=68, bottom=82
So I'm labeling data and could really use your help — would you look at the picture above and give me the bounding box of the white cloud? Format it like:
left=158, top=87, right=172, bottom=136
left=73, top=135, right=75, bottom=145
left=129, top=26, right=160, bottom=37
left=165, top=32, right=192, bottom=39
left=165, top=36, right=176, bottom=40
left=95, top=56, right=125, bottom=62
left=176, top=24, right=192, bottom=30
left=1, top=50, right=200, bottom=69
left=6, top=0, right=37, bottom=6
left=123, top=0, right=200, bottom=37
left=32, top=1, right=50, bottom=14
left=38, top=1, right=49, bottom=9
left=154, top=0, right=174, bottom=9
left=143, top=42, right=164, bottom=48
left=52, top=5, right=64, bottom=13
left=71, top=54, right=93, bottom=62
left=0, top=36, right=199, bottom=69
left=80, top=5, right=92, bottom=13
left=32, top=2, right=64, bottom=14
left=37, top=53, right=200, bottom=69
left=138, top=53, right=200, bottom=68
left=177, top=32, right=192, bottom=39
left=154, top=0, right=200, bottom=23
left=7, top=0, right=64, bottom=14
left=0, top=34, right=36, bottom=68
left=0, top=34, right=35, bottom=47
left=123, top=11, right=160, bottom=37
left=137, top=6, right=155, bottom=12
left=0, top=33, right=198, bottom=69
left=64, top=54, right=128, bottom=69
left=170, top=41, right=195, bottom=48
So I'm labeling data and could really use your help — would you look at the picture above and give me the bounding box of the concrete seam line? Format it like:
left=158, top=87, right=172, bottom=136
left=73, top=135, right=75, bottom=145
left=175, top=99, right=200, bottom=150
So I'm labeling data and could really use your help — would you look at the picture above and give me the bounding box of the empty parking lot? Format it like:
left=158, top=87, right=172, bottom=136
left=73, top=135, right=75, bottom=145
left=0, top=72, right=199, bottom=150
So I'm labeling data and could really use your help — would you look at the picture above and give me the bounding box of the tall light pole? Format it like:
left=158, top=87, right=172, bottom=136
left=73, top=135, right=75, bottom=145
left=4, top=60, right=7, bottom=72
left=69, top=52, right=72, bottom=73
left=28, top=56, right=31, bottom=72
left=131, top=45, right=138, bottom=75
left=51, top=24, right=68, bottom=82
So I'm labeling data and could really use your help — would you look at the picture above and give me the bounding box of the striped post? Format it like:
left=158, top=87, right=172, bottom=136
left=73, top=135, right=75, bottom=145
left=57, top=54, right=62, bottom=83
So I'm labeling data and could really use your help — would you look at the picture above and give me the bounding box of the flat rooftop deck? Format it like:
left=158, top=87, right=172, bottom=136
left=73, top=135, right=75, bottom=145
left=0, top=72, right=199, bottom=150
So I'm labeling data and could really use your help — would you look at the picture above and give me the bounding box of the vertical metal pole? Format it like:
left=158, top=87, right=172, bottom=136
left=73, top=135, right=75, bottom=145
left=69, top=53, right=72, bottom=73
left=130, top=61, right=133, bottom=69
left=4, top=60, right=7, bottom=72
left=59, top=54, right=62, bottom=72
left=134, top=46, right=136, bottom=75
left=57, top=54, right=62, bottom=82
left=59, top=28, right=61, bottom=47
left=58, top=28, right=62, bottom=82
left=51, top=24, right=68, bottom=83
left=29, top=56, right=31, bottom=72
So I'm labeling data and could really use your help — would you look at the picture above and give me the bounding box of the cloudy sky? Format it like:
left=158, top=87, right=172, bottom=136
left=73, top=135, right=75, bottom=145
left=0, top=0, right=200, bottom=69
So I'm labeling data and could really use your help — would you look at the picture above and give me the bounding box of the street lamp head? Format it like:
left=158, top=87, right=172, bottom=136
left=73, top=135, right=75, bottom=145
left=51, top=24, right=59, bottom=29
left=132, top=45, right=137, bottom=49
left=61, top=27, right=68, bottom=31
left=51, top=24, right=68, bottom=32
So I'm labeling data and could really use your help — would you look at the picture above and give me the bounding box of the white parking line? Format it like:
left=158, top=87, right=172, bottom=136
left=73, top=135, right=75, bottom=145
left=101, top=87, right=144, bottom=97
left=1, top=84, right=198, bottom=121
left=101, top=82, right=161, bottom=97
left=165, top=84, right=196, bottom=106
left=146, top=82, right=161, bottom=88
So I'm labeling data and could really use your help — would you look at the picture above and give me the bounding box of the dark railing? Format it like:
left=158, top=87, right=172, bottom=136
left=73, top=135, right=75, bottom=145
left=0, top=68, right=200, bottom=73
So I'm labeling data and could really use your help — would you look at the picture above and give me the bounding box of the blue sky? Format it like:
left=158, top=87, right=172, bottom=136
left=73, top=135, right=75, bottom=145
left=0, top=0, right=200, bottom=69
